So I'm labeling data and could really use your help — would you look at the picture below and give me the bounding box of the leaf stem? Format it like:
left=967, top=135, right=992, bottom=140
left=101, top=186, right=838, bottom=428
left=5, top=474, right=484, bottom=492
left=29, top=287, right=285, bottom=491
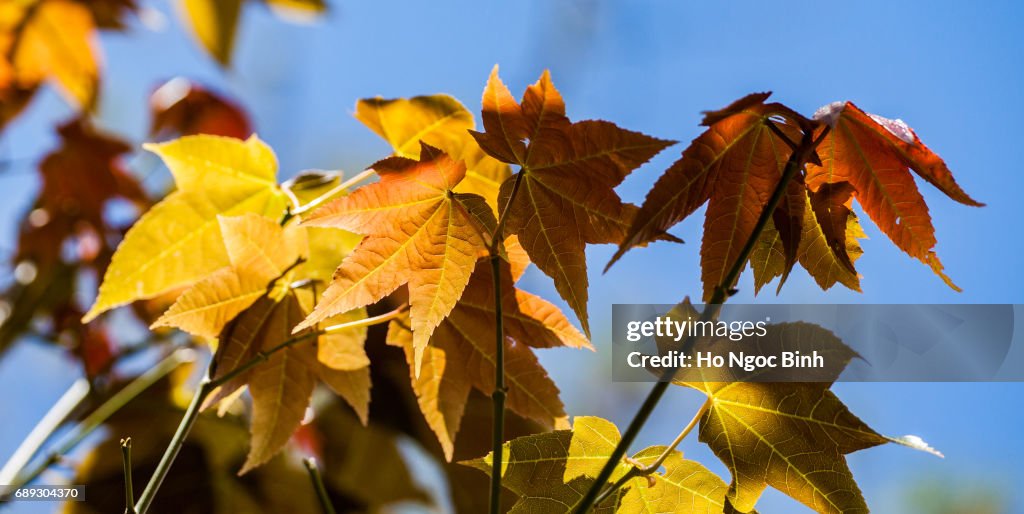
left=210, top=304, right=408, bottom=389
left=488, top=170, right=525, bottom=254
left=121, top=438, right=136, bottom=514
left=571, top=125, right=826, bottom=514
left=133, top=306, right=406, bottom=514
left=0, top=349, right=193, bottom=501
left=303, top=457, right=337, bottom=514
left=290, top=168, right=377, bottom=216
left=639, top=398, right=710, bottom=474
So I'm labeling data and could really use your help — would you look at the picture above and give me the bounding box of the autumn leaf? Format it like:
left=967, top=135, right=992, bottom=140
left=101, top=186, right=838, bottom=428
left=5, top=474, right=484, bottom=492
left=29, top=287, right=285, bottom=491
left=807, top=101, right=983, bottom=290
left=661, top=303, right=941, bottom=513
left=386, top=258, right=588, bottom=460
left=609, top=93, right=812, bottom=300
left=295, top=143, right=494, bottom=372
left=471, top=67, right=674, bottom=335
left=151, top=214, right=306, bottom=339
left=84, top=135, right=288, bottom=322
left=179, top=0, right=325, bottom=66
left=0, top=119, right=146, bottom=356
left=0, top=0, right=100, bottom=112
left=240, top=292, right=317, bottom=474
left=179, top=0, right=242, bottom=66
left=750, top=186, right=866, bottom=294
left=464, top=416, right=735, bottom=513
left=150, top=77, right=252, bottom=139
left=294, top=288, right=371, bottom=425
left=19, top=118, right=146, bottom=268
left=355, top=94, right=512, bottom=209
left=203, top=293, right=370, bottom=424
left=310, top=398, right=434, bottom=512
left=621, top=446, right=742, bottom=514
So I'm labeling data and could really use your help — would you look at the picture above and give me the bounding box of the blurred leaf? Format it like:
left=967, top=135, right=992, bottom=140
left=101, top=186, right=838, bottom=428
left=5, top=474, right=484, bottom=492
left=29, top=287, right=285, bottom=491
left=150, top=78, right=252, bottom=139
left=1, top=0, right=99, bottom=111
left=312, top=398, right=435, bottom=512
left=178, top=0, right=326, bottom=66
left=1, top=119, right=145, bottom=363
left=180, top=0, right=242, bottom=66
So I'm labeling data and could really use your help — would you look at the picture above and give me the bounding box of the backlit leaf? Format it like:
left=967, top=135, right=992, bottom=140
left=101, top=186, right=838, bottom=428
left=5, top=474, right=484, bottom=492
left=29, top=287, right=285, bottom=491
left=151, top=214, right=306, bottom=339
left=355, top=93, right=512, bottom=209
left=472, top=67, right=674, bottom=335
left=464, top=416, right=734, bottom=513
left=85, top=135, right=288, bottom=322
left=665, top=303, right=939, bottom=513
left=609, top=93, right=809, bottom=300
left=387, top=259, right=587, bottom=460
left=240, top=293, right=317, bottom=474
left=807, top=101, right=982, bottom=290
left=296, top=143, right=494, bottom=372
left=1, top=0, right=99, bottom=110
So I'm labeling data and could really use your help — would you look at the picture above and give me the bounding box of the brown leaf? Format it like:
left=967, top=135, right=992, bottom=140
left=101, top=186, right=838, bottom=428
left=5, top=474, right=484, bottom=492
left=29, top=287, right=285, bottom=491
left=240, top=293, right=317, bottom=474
left=386, top=259, right=585, bottom=460
left=610, top=93, right=808, bottom=300
left=472, top=67, right=673, bottom=335
left=150, top=77, right=252, bottom=139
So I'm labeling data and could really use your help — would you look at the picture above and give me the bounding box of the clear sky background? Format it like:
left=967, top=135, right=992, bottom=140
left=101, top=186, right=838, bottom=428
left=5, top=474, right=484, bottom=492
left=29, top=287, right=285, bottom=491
left=2, top=1, right=1022, bottom=512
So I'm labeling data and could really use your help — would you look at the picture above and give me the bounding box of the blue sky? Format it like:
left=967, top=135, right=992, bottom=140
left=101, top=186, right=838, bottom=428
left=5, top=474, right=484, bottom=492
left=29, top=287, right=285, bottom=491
left=2, top=1, right=1023, bottom=512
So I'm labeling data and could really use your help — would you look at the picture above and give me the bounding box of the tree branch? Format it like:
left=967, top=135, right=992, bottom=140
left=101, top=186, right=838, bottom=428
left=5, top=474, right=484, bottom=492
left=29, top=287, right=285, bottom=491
left=571, top=126, right=826, bottom=514
left=484, top=168, right=529, bottom=514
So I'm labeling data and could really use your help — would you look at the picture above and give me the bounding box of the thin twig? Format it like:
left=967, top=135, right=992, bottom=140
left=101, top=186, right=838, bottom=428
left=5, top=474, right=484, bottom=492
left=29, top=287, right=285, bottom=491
left=121, top=438, right=136, bottom=514
left=133, top=373, right=210, bottom=514
left=290, top=168, right=377, bottom=216
left=133, top=306, right=406, bottom=514
left=572, top=125, right=827, bottom=514
left=0, top=349, right=193, bottom=500
left=303, top=457, right=337, bottom=514
left=0, top=378, right=89, bottom=486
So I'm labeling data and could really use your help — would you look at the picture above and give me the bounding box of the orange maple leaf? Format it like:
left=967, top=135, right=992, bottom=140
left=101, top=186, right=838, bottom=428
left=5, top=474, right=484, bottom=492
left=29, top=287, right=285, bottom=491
left=295, top=143, right=494, bottom=372
left=807, top=101, right=983, bottom=289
